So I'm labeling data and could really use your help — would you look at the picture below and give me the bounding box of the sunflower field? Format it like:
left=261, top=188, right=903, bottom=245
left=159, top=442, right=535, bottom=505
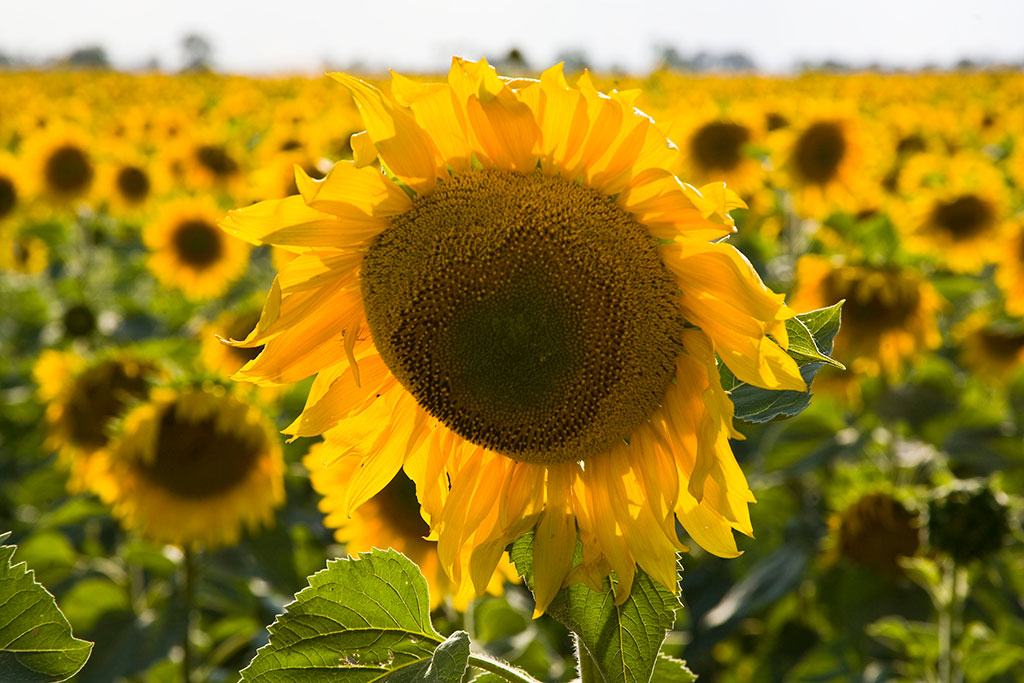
left=1, top=63, right=1022, bottom=683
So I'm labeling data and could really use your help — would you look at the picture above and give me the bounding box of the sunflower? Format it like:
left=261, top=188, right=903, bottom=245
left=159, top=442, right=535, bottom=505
left=673, top=104, right=766, bottom=196
left=831, top=492, right=920, bottom=575
left=304, top=440, right=511, bottom=610
left=89, top=385, right=285, bottom=548
left=955, top=311, right=1024, bottom=381
left=996, top=225, right=1024, bottom=317
left=894, top=153, right=1010, bottom=273
left=99, top=144, right=166, bottom=215
left=199, top=306, right=265, bottom=378
left=0, top=227, right=48, bottom=274
left=221, top=59, right=806, bottom=615
left=144, top=198, right=250, bottom=299
left=0, top=153, right=22, bottom=223
left=34, top=350, right=162, bottom=497
left=790, top=255, right=942, bottom=378
left=770, top=103, right=881, bottom=220
left=20, top=125, right=97, bottom=204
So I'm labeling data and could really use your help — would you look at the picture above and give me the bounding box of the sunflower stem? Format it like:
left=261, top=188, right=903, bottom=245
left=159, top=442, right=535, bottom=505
left=575, top=633, right=601, bottom=683
left=182, top=545, right=196, bottom=683
left=467, top=653, right=542, bottom=683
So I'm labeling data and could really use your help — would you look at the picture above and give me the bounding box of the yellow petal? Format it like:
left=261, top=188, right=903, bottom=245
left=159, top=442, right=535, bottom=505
left=329, top=73, right=440, bottom=195
left=531, top=465, right=577, bottom=617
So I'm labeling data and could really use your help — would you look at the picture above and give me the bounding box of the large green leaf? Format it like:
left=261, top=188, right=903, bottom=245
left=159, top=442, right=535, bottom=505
left=721, top=302, right=844, bottom=423
left=0, top=531, right=93, bottom=683
left=239, top=549, right=469, bottom=682
left=510, top=532, right=679, bottom=683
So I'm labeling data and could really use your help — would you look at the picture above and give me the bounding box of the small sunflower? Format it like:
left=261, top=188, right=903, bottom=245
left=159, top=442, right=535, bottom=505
left=222, top=59, right=807, bottom=615
left=90, top=385, right=285, bottom=548
left=770, top=104, right=881, bottom=219
left=995, top=225, right=1024, bottom=317
left=21, top=125, right=96, bottom=204
left=144, top=198, right=250, bottom=299
left=34, top=350, right=162, bottom=496
left=832, top=492, right=920, bottom=575
left=674, top=105, right=766, bottom=196
left=955, top=311, right=1024, bottom=381
left=99, top=144, right=166, bottom=215
left=790, top=255, right=942, bottom=378
left=0, top=153, right=23, bottom=223
left=199, top=307, right=264, bottom=378
left=304, top=441, right=511, bottom=610
left=0, top=227, right=48, bottom=274
left=894, top=153, right=1009, bottom=273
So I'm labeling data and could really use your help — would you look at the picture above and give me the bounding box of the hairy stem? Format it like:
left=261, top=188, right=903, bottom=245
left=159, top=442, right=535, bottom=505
left=467, top=653, right=542, bottom=683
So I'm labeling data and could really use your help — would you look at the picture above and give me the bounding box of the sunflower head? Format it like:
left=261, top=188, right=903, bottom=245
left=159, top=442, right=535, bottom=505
left=144, top=198, right=250, bottom=299
left=93, top=385, right=285, bottom=548
left=834, top=492, right=920, bottom=575
left=222, top=58, right=809, bottom=614
left=896, top=153, right=1009, bottom=272
left=200, top=307, right=265, bottom=377
left=791, top=256, right=941, bottom=378
left=928, top=485, right=1010, bottom=564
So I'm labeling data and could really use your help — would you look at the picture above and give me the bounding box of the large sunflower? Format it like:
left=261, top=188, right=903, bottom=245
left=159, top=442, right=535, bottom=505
left=221, top=59, right=806, bottom=614
left=90, top=385, right=285, bottom=548
left=144, top=198, right=250, bottom=299
left=304, top=440, right=511, bottom=610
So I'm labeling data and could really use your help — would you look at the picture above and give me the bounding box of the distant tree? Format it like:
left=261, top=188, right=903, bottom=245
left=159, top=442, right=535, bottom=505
left=182, top=33, right=213, bottom=72
left=66, top=45, right=110, bottom=69
left=554, top=49, right=590, bottom=72
left=502, top=47, right=528, bottom=71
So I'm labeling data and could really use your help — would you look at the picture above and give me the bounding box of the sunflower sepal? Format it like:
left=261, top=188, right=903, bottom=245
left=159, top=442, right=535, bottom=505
left=509, top=531, right=683, bottom=683
left=721, top=301, right=844, bottom=423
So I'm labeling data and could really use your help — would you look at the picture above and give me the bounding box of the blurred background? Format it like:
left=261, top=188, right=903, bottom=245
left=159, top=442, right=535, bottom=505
left=2, top=2, right=1023, bottom=682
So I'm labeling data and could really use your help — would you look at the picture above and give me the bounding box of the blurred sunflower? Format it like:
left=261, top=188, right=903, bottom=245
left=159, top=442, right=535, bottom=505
left=304, top=441, right=511, bottom=610
left=771, top=104, right=880, bottom=219
left=955, top=311, right=1024, bottom=381
left=895, top=153, right=1009, bottom=273
left=199, top=306, right=264, bottom=378
left=99, top=144, right=166, bottom=216
left=674, top=105, right=766, bottom=196
left=21, top=125, right=96, bottom=204
left=790, top=255, right=941, bottom=378
left=995, top=225, right=1024, bottom=317
left=34, top=350, right=162, bottom=496
left=144, top=198, right=249, bottom=299
left=831, top=492, right=920, bottom=575
left=90, top=385, right=285, bottom=548
left=0, top=153, right=22, bottom=223
left=0, top=228, right=48, bottom=274
left=222, top=59, right=807, bottom=614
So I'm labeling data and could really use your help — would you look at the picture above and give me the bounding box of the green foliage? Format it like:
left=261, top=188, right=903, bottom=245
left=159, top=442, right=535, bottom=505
left=721, top=301, right=844, bottom=423
left=240, top=549, right=470, bottom=682
left=649, top=653, right=696, bottom=683
left=0, top=532, right=93, bottom=682
left=510, top=532, right=681, bottom=683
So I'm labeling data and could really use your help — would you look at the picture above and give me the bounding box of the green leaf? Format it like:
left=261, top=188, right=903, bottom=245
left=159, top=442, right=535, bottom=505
left=0, top=531, right=93, bottom=683
left=649, top=653, right=696, bottom=683
left=722, top=301, right=844, bottom=423
left=509, top=532, right=679, bottom=683
left=240, top=549, right=472, bottom=683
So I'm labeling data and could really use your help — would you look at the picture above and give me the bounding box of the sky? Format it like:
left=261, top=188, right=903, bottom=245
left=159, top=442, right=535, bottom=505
left=2, top=0, right=1023, bottom=74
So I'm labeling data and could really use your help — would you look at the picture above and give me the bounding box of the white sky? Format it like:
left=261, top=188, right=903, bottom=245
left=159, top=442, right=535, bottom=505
left=2, top=0, right=1022, bottom=74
